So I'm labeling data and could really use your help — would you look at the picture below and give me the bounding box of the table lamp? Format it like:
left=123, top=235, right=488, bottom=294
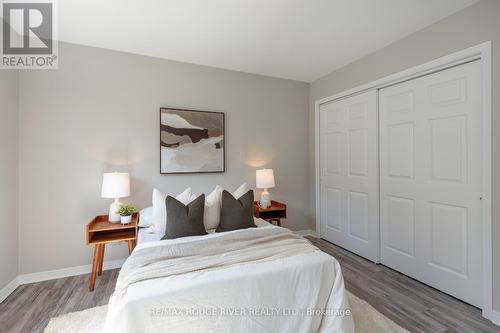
left=101, top=172, right=130, bottom=222
left=256, top=168, right=275, bottom=209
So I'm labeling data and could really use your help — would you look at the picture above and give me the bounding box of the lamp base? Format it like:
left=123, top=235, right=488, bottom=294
left=108, top=199, right=122, bottom=223
left=260, top=189, right=271, bottom=209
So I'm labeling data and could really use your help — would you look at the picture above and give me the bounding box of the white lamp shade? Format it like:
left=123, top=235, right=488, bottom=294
left=256, top=169, right=275, bottom=189
left=101, top=172, right=130, bottom=198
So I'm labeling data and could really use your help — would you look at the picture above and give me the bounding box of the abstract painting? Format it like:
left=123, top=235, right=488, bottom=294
left=160, top=108, right=225, bottom=174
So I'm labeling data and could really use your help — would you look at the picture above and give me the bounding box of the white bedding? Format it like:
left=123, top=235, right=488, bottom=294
left=106, top=224, right=354, bottom=333
left=137, top=228, right=164, bottom=244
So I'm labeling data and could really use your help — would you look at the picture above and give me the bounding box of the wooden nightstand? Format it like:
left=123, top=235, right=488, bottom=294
left=86, top=213, right=138, bottom=291
left=253, top=200, right=287, bottom=227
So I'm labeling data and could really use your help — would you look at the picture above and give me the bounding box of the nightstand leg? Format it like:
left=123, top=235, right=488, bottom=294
left=89, top=244, right=99, bottom=292
left=96, top=245, right=101, bottom=276
left=98, top=244, right=105, bottom=276
left=127, top=240, right=134, bottom=254
left=277, top=220, right=282, bottom=227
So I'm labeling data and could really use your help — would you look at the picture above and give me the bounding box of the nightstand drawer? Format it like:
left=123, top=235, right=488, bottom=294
left=257, top=209, right=286, bottom=220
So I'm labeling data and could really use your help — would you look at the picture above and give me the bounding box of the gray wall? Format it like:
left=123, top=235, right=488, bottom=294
left=18, top=42, right=309, bottom=274
left=309, top=0, right=500, bottom=310
left=0, top=70, right=18, bottom=290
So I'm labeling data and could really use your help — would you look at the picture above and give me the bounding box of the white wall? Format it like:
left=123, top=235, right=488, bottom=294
left=0, top=70, right=18, bottom=290
left=309, top=0, right=500, bottom=311
left=18, top=42, right=310, bottom=274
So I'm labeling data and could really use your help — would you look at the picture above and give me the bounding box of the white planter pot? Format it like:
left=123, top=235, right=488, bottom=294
left=121, top=215, right=132, bottom=224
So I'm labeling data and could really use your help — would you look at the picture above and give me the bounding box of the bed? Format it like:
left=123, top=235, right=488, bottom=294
left=105, top=218, right=354, bottom=332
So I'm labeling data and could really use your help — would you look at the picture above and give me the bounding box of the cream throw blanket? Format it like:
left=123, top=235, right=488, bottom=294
left=115, top=227, right=318, bottom=297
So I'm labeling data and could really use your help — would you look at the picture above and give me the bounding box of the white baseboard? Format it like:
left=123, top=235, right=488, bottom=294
left=18, top=258, right=126, bottom=285
left=490, top=310, right=500, bottom=326
left=0, top=277, right=19, bottom=303
left=295, top=229, right=318, bottom=237
left=0, top=259, right=126, bottom=304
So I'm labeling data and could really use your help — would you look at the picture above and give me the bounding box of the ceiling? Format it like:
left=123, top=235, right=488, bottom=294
left=59, top=0, right=478, bottom=82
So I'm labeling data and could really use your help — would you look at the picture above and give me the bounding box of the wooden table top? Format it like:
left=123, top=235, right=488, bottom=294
left=253, top=200, right=286, bottom=212
left=87, top=213, right=138, bottom=232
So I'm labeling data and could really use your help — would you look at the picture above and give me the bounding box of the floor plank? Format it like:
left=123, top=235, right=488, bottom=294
left=0, top=238, right=498, bottom=332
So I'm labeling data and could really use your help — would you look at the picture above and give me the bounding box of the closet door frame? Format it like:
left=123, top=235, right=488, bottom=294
left=314, top=42, right=492, bottom=320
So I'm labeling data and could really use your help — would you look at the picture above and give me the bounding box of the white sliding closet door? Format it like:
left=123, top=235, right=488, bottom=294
left=319, top=90, right=379, bottom=262
left=379, top=61, right=483, bottom=307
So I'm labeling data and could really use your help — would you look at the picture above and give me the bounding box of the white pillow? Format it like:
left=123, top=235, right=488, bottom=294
left=233, top=183, right=249, bottom=199
left=149, top=188, right=193, bottom=234
left=203, top=183, right=250, bottom=230
left=138, top=206, right=153, bottom=227
left=204, top=185, right=223, bottom=230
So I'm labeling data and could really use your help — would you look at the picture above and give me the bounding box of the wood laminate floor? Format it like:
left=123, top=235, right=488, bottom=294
left=307, top=237, right=500, bottom=333
left=0, top=237, right=498, bottom=333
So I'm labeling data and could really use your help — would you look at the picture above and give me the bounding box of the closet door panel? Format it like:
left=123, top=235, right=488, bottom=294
left=379, top=61, right=483, bottom=307
left=320, top=90, right=379, bottom=262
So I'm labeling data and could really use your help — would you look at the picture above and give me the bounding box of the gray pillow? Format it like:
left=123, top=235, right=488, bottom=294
left=216, top=190, right=256, bottom=232
left=162, top=194, right=207, bottom=240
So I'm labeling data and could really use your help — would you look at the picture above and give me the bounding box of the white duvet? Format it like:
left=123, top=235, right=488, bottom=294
left=104, top=223, right=354, bottom=333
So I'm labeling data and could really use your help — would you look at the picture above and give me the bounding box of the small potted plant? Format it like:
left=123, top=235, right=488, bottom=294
left=116, top=204, right=136, bottom=224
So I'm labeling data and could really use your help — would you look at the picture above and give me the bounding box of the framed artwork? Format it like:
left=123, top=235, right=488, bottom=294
left=160, top=107, right=225, bottom=174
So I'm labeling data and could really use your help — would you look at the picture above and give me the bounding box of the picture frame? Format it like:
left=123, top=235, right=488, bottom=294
left=160, top=107, right=225, bottom=174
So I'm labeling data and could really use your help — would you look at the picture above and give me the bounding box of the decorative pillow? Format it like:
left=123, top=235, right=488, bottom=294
left=216, top=190, right=256, bottom=232
left=204, top=185, right=224, bottom=230
left=233, top=183, right=249, bottom=199
left=162, top=194, right=207, bottom=239
left=150, top=187, right=193, bottom=234
left=138, top=206, right=153, bottom=227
